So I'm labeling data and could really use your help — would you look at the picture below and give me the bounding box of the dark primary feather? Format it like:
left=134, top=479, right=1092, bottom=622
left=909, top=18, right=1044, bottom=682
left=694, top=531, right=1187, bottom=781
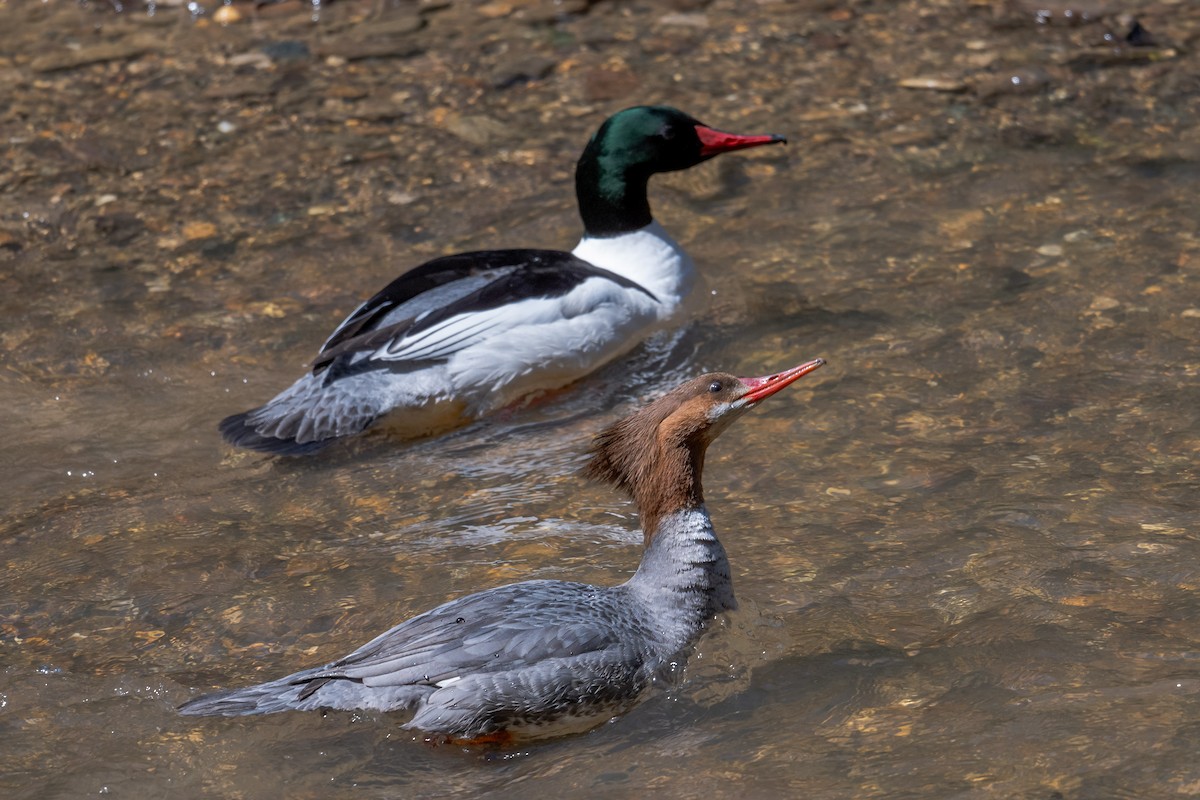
left=313, top=249, right=657, bottom=374
left=218, top=412, right=333, bottom=456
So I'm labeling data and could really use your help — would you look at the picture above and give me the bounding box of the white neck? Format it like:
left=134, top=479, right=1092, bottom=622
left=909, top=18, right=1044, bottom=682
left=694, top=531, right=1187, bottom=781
left=572, top=221, right=697, bottom=315
left=623, top=506, right=736, bottom=654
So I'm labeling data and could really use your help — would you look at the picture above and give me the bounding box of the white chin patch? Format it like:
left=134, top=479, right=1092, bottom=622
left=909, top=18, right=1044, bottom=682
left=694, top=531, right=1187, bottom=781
left=706, top=401, right=734, bottom=422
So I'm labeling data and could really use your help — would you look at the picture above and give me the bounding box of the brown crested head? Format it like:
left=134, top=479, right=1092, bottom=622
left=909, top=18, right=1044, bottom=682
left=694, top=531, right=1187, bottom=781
left=585, top=359, right=825, bottom=544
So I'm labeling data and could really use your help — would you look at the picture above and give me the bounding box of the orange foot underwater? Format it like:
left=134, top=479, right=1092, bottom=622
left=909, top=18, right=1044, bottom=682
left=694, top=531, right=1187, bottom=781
left=442, top=730, right=516, bottom=747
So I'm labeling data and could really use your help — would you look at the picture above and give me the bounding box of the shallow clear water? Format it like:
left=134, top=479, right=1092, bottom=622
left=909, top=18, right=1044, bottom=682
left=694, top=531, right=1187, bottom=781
left=2, top=0, right=1199, bottom=797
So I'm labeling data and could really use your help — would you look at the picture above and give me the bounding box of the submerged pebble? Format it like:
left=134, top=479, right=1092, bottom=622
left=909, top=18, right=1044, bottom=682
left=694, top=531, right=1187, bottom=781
left=212, top=4, right=240, bottom=24
left=899, top=76, right=968, bottom=93
left=975, top=68, right=1051, bottom=99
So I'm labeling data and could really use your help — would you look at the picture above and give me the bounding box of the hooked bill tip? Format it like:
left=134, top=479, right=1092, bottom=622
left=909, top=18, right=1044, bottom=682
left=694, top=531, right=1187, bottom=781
left=739, top=358, right=825, bottom=404
left=695, top=125, right=788, bottom=157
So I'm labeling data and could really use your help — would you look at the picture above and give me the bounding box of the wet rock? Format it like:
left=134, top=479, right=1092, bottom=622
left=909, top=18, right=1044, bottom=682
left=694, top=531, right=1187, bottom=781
left=442, top=113, right=512, bottom=146
left=183, top=221, right=218, bottom=241
left=357, top=13, right=425, bottom=37
left=490, top=54, right=557, bottom=89
left=0, top=229, right=22, bottom=252
left=226, top=52, right=273, bottom=69
left=260, top=40, right=311, bottom=62
left=24, top=132, right=132, bottom=174
left=1065, top=41, right=1178, bottom=70
left=509, top=0, right=590, bottom=24
left=0, top=66, right=22, bottom=91
left=202, top=75, right=277, bottom=100
left=582, top=64, right=641, bottom=102
left=1002, top=268, right=1035, bottom=293
left=212, top=4, right=242, bottom=24
left=270, top=69, right=317, bottom=111
left=200, top=238, right=239, bottom=261
left=477, top=2, right=513, bottom=19
left=658, top=12, right=709, bottom=29
left=94, top=212, right=145, bottom=246
left=974, top=67, right=1051, bottom=100
left=323, top=96, right=411, bottom=122
left=962, top=329, right=1007, bottom=352
left=316, top=36, right=424, bottom=62
left=997, top=119, right=1070, bottom=148
left=84, top=133, right=140, bottom=172
left=31, top=34, right=164, bottom=73
left=898, top=76, right=968, bottom=93
left=325, top=84, right=370, bottom=101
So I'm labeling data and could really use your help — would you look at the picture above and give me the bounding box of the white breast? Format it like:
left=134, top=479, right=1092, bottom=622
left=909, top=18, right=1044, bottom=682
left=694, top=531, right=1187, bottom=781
left=571, top=221, right=697, bottom=316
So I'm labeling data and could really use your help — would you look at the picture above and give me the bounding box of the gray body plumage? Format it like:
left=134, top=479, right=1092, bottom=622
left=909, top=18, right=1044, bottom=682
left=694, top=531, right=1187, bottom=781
left=179, top=507, right=733, bottom=740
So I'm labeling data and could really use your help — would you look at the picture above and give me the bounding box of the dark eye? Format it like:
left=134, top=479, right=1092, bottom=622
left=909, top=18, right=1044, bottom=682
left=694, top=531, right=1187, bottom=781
left=660, top=124, right=677, bottom=140
left=708, top=380, right=722, bottom=394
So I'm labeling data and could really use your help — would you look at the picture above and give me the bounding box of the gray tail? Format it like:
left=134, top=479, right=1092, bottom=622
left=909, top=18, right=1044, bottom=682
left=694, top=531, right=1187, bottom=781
left=178, top=676, right=311, bottom=717
left=218, top=372, right=382, bottom=456
left=219, top=411, right=336, bottom=456
left=180, top=673, right=431, bottom=717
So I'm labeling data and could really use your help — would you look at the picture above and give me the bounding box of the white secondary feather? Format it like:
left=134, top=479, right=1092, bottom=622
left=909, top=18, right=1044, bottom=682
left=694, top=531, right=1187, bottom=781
left=321, top=271, right=503, bottom=352
left=378, top=308, right=512, bottom=362
left=444, top=276, right=662, bottom=411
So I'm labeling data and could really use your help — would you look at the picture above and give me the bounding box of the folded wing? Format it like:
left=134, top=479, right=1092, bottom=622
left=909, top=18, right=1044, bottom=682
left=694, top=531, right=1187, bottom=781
left=313, top=249, right=656, bottom=375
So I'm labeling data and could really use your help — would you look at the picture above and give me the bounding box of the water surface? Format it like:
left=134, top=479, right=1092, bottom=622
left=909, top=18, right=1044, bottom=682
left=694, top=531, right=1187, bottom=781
left=2, top=1, right=1199, bottom=797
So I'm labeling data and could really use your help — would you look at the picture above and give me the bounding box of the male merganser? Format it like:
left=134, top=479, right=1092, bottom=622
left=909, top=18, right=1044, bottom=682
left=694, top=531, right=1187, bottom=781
left=219, top=106, right=786, bottom=455
left=181, top=358, right=825, bottom=743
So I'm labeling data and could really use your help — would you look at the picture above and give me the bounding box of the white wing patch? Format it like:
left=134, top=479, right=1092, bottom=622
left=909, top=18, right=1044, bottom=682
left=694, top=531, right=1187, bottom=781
left=321, top=271, right=507, bottom=352
left=379, top=310, right=509, bottom=362
left=368, top=275, right=647, bottom=367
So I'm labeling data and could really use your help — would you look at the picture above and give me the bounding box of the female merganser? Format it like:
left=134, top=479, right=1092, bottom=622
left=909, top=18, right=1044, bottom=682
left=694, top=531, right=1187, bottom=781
left=181, top=358, right=825, bottom=743
left=219, top=106, right=786, bottom=455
